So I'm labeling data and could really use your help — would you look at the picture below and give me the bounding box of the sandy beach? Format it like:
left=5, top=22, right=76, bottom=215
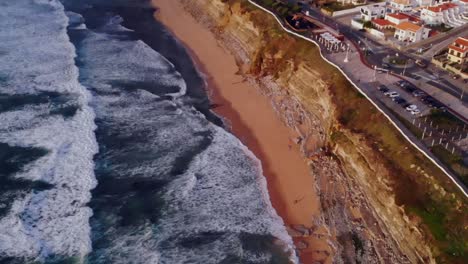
left=152, top=0, right=325, bottom=262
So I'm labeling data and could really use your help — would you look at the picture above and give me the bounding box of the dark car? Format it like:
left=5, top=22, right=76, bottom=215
left=402, top=84, right=416, bottom=93
left=429, top=100, right=445, bottom=109
left=412, top=90, right=426, bottom=97
left=378, top=85, right=389, bottom=93
left=393, top=97, right=407, bottom=104
left=415, top=60, right=427, bottom=68
left=396, top=80, right=407, bottom=87
left=421, top=95, right=435, bottom=103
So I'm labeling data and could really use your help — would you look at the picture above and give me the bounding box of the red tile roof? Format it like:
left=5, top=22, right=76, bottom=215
left=372, top=19, right=395, bottom=27
left=386, top=13, right=409, bottom=20
left=395, top=21, right=422, bottom=32
left=449, top=45, right=467, bottom=53
left=454, top=37, right=468, bottom=47
left=426, top=3, right=458, bottom=13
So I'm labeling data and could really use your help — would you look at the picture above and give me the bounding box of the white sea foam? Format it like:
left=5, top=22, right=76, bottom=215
left=75, top=13, right=296, bottom=261
left=158, top=121, right=296, bottom=263
left=0, top=1, right=296, bottom=261
left=0, top=0, right=97, bottom=260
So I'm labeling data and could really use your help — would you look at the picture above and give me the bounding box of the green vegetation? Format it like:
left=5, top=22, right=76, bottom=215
left=248, top=0, right=301, bottom=17
left=431, top=145, right=467, bottom=186
left=387, top=107, right=423, bottom=138
left=428, top=109, right=465, bottom=131
left=363, top=21, right=376, bottom=29
left=388, top=56, right=408, bottom=65
left=322, top=2, right=357, bottom=13
left=428, top=23, right=453, bottom=33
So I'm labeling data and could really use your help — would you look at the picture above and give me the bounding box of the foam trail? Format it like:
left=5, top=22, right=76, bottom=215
left=63, top=1, right=297, bottom=262
left=0, top=0, right=97, bottom=261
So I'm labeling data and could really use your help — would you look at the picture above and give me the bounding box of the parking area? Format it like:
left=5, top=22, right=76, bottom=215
left=369, top=76, right=444, bottom=121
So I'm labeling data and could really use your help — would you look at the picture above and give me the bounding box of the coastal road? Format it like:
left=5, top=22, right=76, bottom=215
left=297, top=5, right=468, bottom=116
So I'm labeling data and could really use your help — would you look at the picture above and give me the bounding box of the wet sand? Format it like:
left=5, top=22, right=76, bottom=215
left=153, top=0, right=323, bottom=261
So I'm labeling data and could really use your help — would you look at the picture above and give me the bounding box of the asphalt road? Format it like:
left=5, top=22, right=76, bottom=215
left=298, top=5, right=467, bottom=103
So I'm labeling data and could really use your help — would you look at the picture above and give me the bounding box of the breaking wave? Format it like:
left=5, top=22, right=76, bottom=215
left=0, top=0, right=296, bottom=263
left=0, top=0, right=98, bottom=262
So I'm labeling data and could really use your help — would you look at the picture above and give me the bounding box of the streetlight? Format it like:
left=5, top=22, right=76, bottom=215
left=344, top=44, right=350, bottom=63
left=373, top=65, right=377, bottom=82
left=402, top=59, right=408, bottom=76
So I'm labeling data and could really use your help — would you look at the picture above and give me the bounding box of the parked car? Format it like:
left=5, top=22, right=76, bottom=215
left=402, top=85, right=416, bottom=93
left=379, top=86, right=389, bottom=93
left=396, top=80, right=407, bottom=87
left=415, top=59, right=427, bottom=68
left=406, top=104, right=418, bottom=111
left=412, top=90, right=425, bottom=97
left=410, top=109, right=421, bottom=115
left=388, top=92, right=400, bottom=98
left=393, top=97, right=407, bottom=104
left=378, top=84, right=388, bottom=91
left=421, top=95, right=435, bottom=103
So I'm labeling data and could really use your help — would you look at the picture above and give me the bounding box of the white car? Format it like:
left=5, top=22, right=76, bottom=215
left=406, top=104, right=417, bottom=111
left=388, top=92, right=400, bottom=98
left=410, top=109, right=421, bottom=115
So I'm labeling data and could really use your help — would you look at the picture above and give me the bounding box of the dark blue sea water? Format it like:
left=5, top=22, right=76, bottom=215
left=0, top=0, right=295, bottom=263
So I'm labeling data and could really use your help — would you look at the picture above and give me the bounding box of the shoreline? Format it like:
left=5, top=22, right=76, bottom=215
left=152, top=0, right=327, bottom=262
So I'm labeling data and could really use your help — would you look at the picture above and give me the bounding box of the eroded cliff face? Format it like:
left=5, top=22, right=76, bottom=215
left=177, top=0, right=467, bottom=263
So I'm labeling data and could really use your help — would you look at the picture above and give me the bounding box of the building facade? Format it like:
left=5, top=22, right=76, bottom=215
left=447, top=37, right=468, bottom=64
left=389, top=0, right=414, bottom=12
left=420, top=3, right=463, bottom=26
left=394, top=21, right=430, bottom=42
left=360, top=4, right=386, bottom=21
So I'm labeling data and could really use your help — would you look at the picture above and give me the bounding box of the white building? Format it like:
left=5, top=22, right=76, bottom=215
left=389, top=0, right=414, bottom=12
left=453, top=0, right=468, bottom=14
left=421, top=3, right=465, bottom=26
left=394, top=21, right=431, bottom=42
left=415, top=0, right=434, bottom=7
left=360, top=4, right=386, bottom=21
left=339, top=0, right=367, bottom=5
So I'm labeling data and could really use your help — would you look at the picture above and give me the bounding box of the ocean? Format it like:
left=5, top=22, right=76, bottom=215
left=0, top=0, right=295, bottom=263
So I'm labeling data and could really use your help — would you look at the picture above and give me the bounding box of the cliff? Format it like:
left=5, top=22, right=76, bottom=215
left=177, top=0, right=467, bottom=263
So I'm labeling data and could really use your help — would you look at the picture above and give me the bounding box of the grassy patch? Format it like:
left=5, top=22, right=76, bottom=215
left=322, top=2, right=357, bottom=13
left=428, top=109, right=465, bottom=131
left=428, top=23, right=453, bottom=33
left=431, top=145, right=467, bottom=186
left=388, top=56, right=408, bottom=65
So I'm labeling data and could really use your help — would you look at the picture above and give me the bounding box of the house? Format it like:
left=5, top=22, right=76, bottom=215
left=339, top=0, right=367, bottom=5
left=394, top=21, right=430, bottom=42
left=420, top=3, right=465, bottom=26
left=453, top=0, right=468, bottom=14
left=360, top=4, right=386, bottom=21
left=372, top=18, right=395, bottom=29
left=447, top=37, right=468, bottom=64
left=389, top=0, right=414, bottom=12
left=385, top=13, right=410, bottom=24
left=415, top=0, right=434, bottom=7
